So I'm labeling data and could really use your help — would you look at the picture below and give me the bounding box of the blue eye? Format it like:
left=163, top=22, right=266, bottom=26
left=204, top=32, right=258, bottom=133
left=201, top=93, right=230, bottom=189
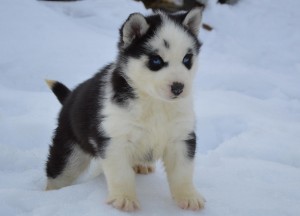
left=148, top=55, right=165, bottom=71
left=183, top=53, right=193, bottom=69
left=152, top=57, right=162, bottom=65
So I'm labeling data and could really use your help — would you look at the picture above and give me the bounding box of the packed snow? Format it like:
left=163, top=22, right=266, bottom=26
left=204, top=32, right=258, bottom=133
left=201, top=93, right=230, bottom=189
left=1, top=0, right=300, bottom=215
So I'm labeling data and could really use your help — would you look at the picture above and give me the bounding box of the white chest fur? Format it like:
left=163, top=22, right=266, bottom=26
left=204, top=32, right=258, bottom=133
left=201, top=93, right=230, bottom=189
left=101, top=94, right=195, bottom=165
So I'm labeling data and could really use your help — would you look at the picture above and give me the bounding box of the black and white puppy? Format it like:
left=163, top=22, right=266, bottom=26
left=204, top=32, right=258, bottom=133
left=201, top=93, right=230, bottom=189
left=46, top=8, right=204, bottom=211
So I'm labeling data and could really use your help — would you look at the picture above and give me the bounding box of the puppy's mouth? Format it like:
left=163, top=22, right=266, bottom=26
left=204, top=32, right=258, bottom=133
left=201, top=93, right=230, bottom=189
left=165, top=90, right=188, bottom=101
left=169, top=94, right=187, bottom=101
left=171, top=95, right=179, bottom=100
left=155, top=93, right=184, bottom=102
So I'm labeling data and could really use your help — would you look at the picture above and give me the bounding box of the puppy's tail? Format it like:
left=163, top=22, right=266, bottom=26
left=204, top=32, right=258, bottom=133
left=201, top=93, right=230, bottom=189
left=45, top=79, right=71, bottom=105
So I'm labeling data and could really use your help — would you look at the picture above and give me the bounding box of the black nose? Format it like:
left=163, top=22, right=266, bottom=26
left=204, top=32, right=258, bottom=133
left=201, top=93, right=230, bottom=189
left=171, top=82, right=184, bottom=96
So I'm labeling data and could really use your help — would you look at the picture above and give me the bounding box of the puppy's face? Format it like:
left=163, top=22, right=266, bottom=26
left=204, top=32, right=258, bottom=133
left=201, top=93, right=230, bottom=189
left=119, top=9, right=202, bottom=102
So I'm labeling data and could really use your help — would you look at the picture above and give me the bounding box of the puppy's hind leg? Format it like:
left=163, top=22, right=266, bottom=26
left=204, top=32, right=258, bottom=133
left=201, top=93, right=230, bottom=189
left=46, top=134, right=91, bottom=190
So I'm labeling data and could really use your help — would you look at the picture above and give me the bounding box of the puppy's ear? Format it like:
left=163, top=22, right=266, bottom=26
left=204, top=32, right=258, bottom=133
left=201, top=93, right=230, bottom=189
left=182, top=7, right=203, bottom=35
left=120, top=13, right=149, bottom=48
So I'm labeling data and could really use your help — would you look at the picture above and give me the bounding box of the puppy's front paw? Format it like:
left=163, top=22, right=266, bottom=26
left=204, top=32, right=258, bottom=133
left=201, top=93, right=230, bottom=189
left=107, top=195, right=140, bottom=212
left=174, top=193, right=205, bottom=211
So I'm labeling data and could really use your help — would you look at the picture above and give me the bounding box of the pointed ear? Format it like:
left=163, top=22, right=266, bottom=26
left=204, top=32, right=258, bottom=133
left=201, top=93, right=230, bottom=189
left=120, top=13, right=149, bottom=48
left=182, top=7, right=203, bottom=35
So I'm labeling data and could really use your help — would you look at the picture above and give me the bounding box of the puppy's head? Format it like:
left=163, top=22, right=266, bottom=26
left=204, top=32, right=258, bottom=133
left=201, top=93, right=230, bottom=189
left=118, top=8, right=203, bottom=102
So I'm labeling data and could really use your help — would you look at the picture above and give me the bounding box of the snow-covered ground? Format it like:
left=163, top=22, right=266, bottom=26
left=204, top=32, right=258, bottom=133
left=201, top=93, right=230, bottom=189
left=1, top=0, right=300, bottom=215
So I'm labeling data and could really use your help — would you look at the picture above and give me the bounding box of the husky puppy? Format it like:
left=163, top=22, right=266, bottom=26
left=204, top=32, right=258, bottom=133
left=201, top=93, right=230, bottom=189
left=45, top=8, right=205, bottom=211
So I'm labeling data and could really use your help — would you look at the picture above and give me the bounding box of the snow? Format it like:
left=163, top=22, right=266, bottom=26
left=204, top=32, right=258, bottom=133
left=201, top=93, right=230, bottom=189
left=1, top=0, right=300, bottom=215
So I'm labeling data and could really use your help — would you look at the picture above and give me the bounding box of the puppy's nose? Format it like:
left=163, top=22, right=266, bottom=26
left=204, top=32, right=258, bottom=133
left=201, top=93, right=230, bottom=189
left=171, top=82, right=184, bottom=96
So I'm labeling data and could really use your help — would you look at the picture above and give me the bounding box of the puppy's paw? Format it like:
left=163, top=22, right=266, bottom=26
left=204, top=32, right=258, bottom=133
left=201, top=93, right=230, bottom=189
left=107, top=196, right=140, bottom=212
left=174, top=193, right=205, bottom=211
left=133, top=164, right=155, bottom=175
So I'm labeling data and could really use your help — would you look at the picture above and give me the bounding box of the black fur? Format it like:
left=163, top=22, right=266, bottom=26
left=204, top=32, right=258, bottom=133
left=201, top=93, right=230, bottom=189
left=111, top=67, right=136, bottom=106
left=185, top=132, right=197, bottom=159
left=46, top=65, right=112, bottom=178
left=50, top=81, right=71, bottom=104
left=46, top=129, right=73, bottom=178
left=163, top=39, right=170, bottom=49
